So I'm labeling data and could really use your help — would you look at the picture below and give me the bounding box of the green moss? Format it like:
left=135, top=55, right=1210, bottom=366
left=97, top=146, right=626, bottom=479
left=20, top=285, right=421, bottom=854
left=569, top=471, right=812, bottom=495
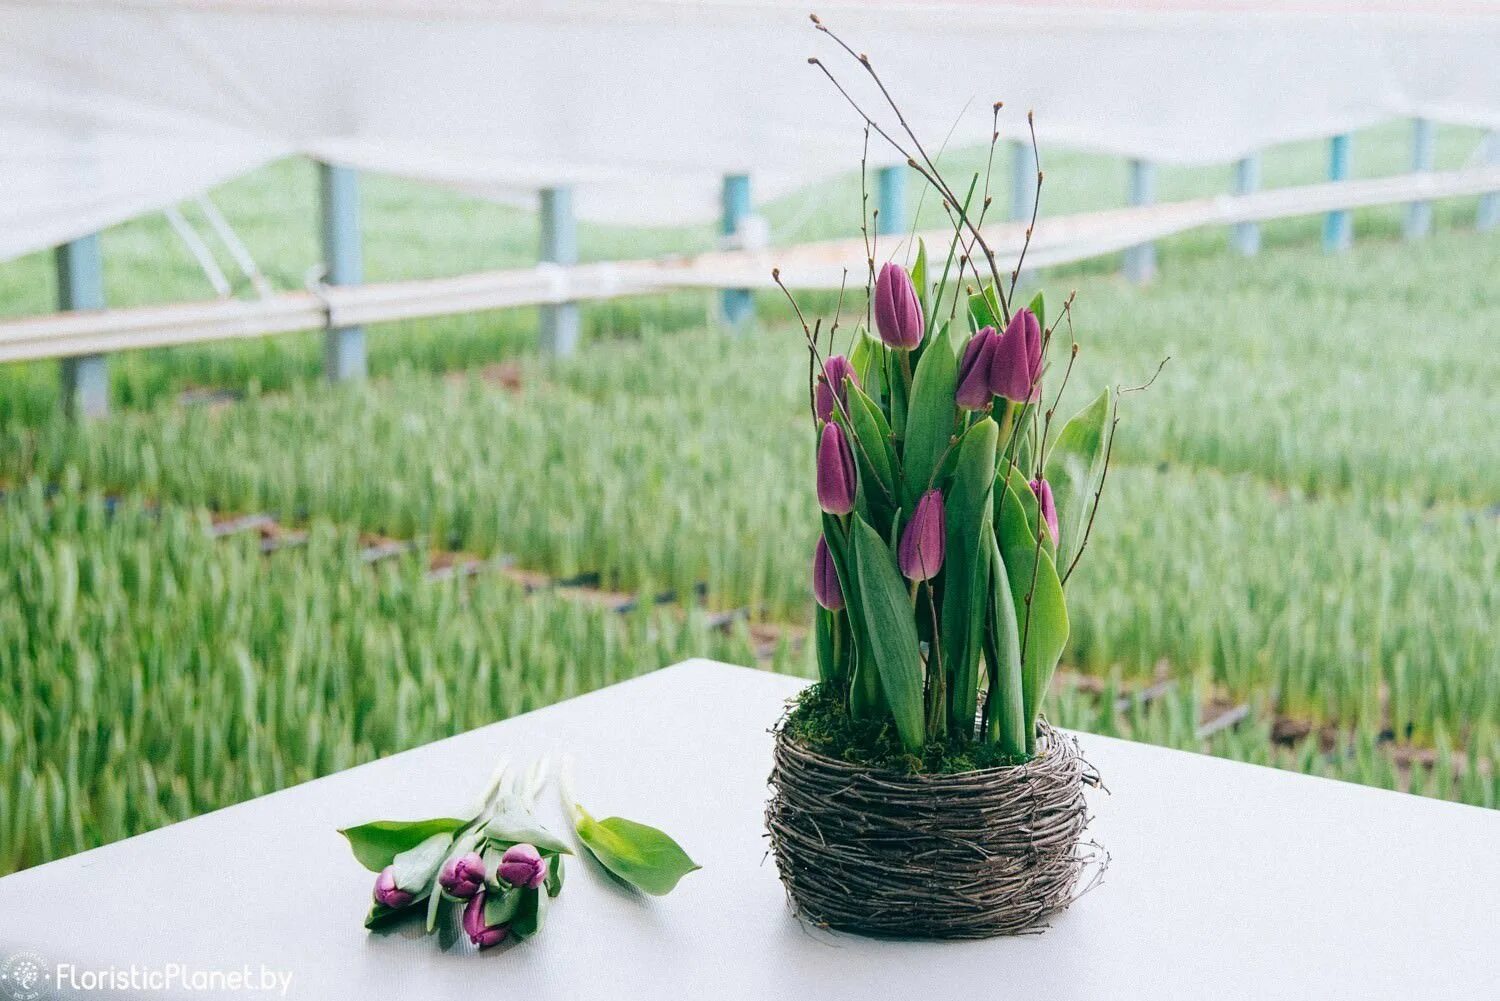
left=781, top=684, right=1032, bottom=775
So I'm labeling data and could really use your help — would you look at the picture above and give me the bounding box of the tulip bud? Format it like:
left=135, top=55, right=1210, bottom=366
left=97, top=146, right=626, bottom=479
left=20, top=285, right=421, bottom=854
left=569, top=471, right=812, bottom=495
left=439, top=852, right=487, bottom=900
left=463, top=891, right=509, bottom=949
left=816, top=422, right=857, bottom=516
left=815, top=355, right=859, bottom=423
left=497, top=843, right=548, bottom=890
left=812, top=535, right=844, bottom=611
left=1030, top=478, right=1059, bottom=545
left=989, top=307, right=1042, bottom=402
left=873, top=262, right=924, bottom=350
left=955, top=327, right=1000, bottom=410
left=373, top=867, right=414, bottom=910
left=898, top=490, right=946, bottom=581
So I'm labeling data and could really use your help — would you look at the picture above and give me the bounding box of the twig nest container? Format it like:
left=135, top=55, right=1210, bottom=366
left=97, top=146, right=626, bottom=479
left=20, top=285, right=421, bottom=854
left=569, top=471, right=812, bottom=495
left=766, top=721, right=1106, bottom=939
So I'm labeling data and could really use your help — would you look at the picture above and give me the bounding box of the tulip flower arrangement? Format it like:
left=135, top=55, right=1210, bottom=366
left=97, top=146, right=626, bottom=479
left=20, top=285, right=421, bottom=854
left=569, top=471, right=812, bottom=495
left=788, top=17, right=1118, bottom=765
left=342, top=759, right=698, bottom=951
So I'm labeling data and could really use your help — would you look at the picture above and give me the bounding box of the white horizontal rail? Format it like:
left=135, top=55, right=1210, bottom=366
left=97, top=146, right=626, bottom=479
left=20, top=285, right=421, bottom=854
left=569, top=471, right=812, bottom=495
left=3, top=165, right=1497, bottom=364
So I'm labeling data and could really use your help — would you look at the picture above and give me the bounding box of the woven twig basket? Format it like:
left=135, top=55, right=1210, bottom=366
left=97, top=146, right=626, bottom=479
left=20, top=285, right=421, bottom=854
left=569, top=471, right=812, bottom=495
left=765, top=720, right=1107, bottom=939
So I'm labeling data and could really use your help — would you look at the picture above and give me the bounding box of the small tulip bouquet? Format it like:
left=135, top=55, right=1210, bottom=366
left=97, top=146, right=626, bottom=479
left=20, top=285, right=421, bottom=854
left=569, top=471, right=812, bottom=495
left=767, top=16, right=1123, bottom=939
left=343, top=759, right=698, bottom=952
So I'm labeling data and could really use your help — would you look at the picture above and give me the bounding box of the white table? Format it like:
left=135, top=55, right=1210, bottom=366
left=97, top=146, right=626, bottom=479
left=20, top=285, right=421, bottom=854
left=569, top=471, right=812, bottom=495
left=2, top=660, right=1497, bottom=1000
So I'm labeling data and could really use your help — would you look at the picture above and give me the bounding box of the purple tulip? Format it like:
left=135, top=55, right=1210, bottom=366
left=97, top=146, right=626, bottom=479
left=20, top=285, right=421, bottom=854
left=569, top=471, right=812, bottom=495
left=812, top=535, right=844, bottom=611
left=873, top=262, right=924, bottom=350
left=815, top=355, right=859, bottom=423
left=898, top=490, right=946, bottom=582
left=989, top=307, right=1042, bottom=403
left=956, top=327, right=1000, bottom=410
left=373, top=867, right=413, bottom=910
left=816, top=422, right=857, bottom=516
left=497, top=843, right=548, bottom=890
left=463, top=891, right=509, bottom=949
left=439, top=852, right=487, bottom=900
left=1030, top=478, right=1059, bottom=545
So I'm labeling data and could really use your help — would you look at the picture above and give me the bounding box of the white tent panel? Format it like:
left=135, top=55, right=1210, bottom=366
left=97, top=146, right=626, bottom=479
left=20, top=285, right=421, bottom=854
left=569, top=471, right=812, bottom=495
left=3, top=0, right=1499, bottom=261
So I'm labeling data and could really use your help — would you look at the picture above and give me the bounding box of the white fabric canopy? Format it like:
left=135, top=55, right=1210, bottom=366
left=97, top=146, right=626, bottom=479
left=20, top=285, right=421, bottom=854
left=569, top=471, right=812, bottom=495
left=3, top=0, right=1500, bottom=262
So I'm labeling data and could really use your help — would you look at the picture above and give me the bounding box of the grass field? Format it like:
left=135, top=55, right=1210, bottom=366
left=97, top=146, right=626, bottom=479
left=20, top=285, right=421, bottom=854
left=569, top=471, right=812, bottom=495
left=1, top=123, right=1497, bottom=874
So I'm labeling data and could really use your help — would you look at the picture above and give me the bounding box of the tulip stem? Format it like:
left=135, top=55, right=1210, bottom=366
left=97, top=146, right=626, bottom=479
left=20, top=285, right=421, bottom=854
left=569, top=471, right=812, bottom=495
left=899, top=350, right=914, bottom=395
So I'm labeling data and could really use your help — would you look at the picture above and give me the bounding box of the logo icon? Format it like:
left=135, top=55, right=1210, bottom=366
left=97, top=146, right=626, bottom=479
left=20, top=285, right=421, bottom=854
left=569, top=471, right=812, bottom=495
left=0, top=952, right=47, bottom=1001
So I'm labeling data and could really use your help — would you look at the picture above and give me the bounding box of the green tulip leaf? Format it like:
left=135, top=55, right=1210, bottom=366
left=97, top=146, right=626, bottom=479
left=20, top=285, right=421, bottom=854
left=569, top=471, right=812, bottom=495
left=511, top=886, right=548, bottom=940
left=390, top=831, right=454, bottom=894
left=982, top=518, right=1027, bottom=757
left=363, top=894, right=428, bottom=930
left=484, top=885, right=524, bottom=927
left=848, top=514, right=927, bottom=751
left=544, top=853, right=565, bottom=897
left=483, top=798, right=573, bottom=856
left=968, top=283, right=1004, bottom=333
left=339, top=817, right=467, bottom=873
left=574, top=811, right=701, bottom=896
left=912, top=239, right=930, bottom=320
left=996, top=482, right=1070, bottom=754
left=1046, top=387, right=1111, bottom=577
left=1026, top=290, right=1046, bottom=330
left=1003, top=465, right=1055, bottom=558
left=901, top=332, right=958, bottom=511
left=939, top=418, right=998, bottom=732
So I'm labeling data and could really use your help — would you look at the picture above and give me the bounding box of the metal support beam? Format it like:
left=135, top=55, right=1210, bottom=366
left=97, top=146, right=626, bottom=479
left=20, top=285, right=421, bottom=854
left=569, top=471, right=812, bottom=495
left=720, top=173, right=753, bottom=328
left=1010, top=139, right=1038, bottom=222
left=1404, top=118, right=1436, bottom=240
left=318, top=162, right=366, bottom=381
left=1323, top=134, right=1353, bottom=252
left=1231, top=156, right=1262, bottom=256
left=56, top=234, right=108, bottom=417
left=1478, top=132, right=1499, bottom=232
left=875, top=165, right=907, bottom=236
left=1122, top=159, right=1157, bottom=284
left=539, top=186, right=580, bottom=357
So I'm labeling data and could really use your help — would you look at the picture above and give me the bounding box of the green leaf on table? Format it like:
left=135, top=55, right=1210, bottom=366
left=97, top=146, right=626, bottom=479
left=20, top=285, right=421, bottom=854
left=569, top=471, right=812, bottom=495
left=511, top=887, right=548, bottom=940
left=545, top=853, right=565, bottom=897
left=996, top=482, right=1070, bottom=754
left=484, top=885, right=524, bottom=927
left=484, top=798, right=573, bottom=856
left=901, top=331, right=958, bottom=510
left=391, top=831, right=456, bottom=893
left=339, top=817, right=467, bottom=873
left=574, top=812, right=701, bottom=896
left=1045, top=387, right=1111, bottom=577
left=363, top=894, right=429, bottom=931
left=848, top=514, right=926, bottom=752
left=939, top=417, right=998, bottom=732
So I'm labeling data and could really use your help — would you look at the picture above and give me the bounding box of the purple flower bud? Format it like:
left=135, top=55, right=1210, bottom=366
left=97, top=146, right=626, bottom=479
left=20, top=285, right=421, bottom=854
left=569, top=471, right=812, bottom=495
left=373, top=867, right=413, bottom=910
left=812, top=535, right=844, bottom=611
left=439, top=852, right=487, bottom=900
left=898, top=490, right=946, bottom=582
left=497, top=843, right=548, bottom=890
left=989, top=307, right=1042, bottom=403
left=463, top=891, right=509, bottom=949
left=815, top=355, right=859, bottom=423
left=816, top=422, right=857, bottom=516
left=955, top=327, right=1000, bottom=410
left=874, top=262, right=924, bottom=350
left=1030, top=477, right=1060, bottom=545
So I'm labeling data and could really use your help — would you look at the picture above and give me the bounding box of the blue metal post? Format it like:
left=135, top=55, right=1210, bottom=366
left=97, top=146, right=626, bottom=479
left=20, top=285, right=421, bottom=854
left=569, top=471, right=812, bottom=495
left=720, top=173, right=753, bottom=328
left=1477, top=131, right=1499, bottom=232
left=539, top=187, right=580, bottom=357
left=875, top=165, right=906, bottom=236
left=56, top=234, right=108, bottom=418
left=1123, top=159, right=1157, bottom=284
left=1323, top=134, right=1353, bottom=253
left=1231, top=156, right=1262, bottom=256
left=318, top=162, right=365, bottom=381
left=1009, top=139, right=1038, bottom=222
left=1404, top=118, right=1436, bottom=241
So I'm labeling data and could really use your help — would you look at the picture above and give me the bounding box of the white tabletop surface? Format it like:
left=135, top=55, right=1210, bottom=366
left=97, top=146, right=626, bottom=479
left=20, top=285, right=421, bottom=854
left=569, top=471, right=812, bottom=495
left=1, top=660, right=1497, bottom=1001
